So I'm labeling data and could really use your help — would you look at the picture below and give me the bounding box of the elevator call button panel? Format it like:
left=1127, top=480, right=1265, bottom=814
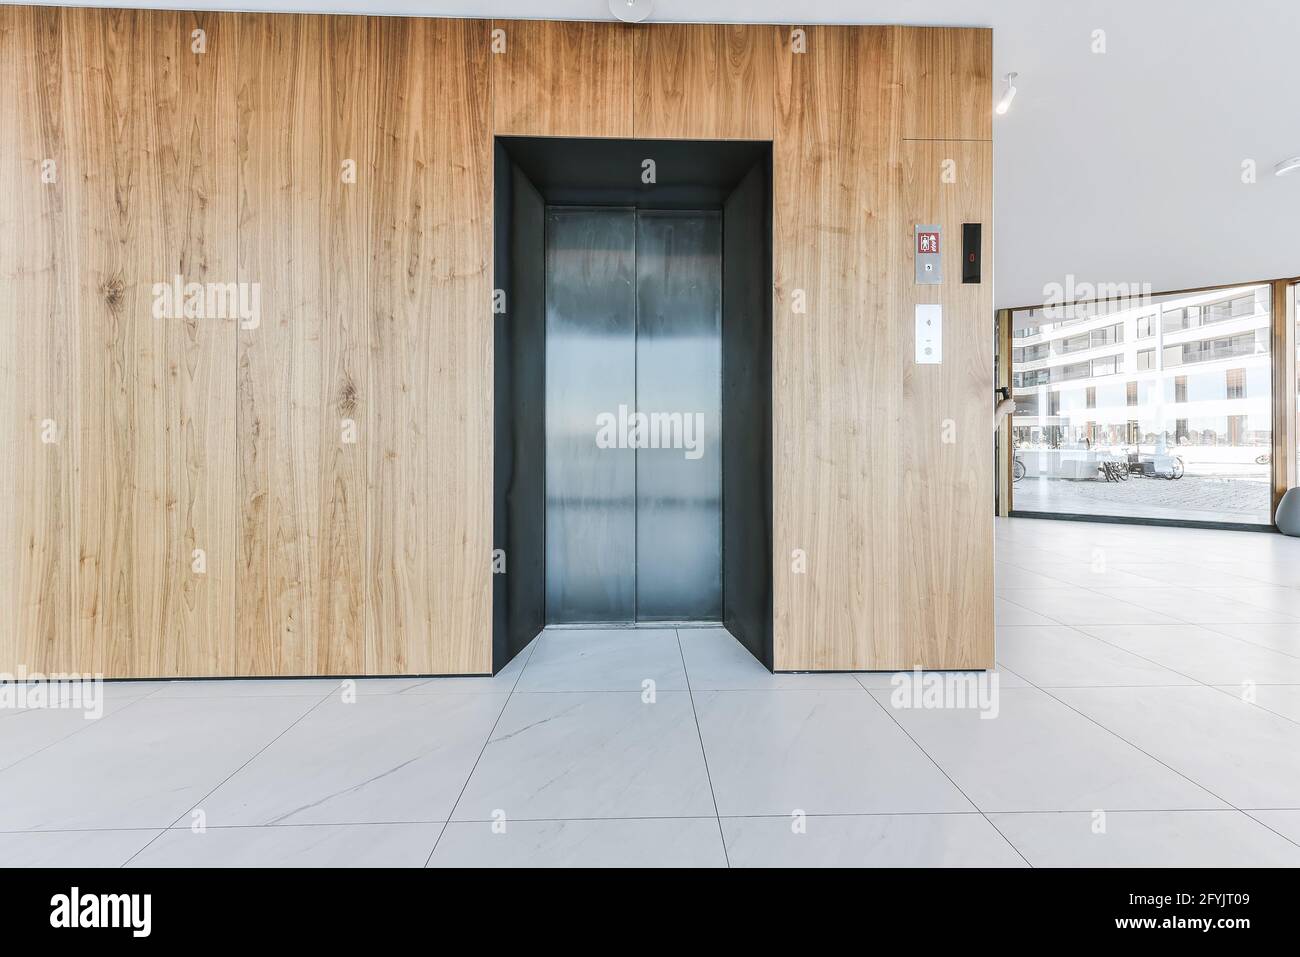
left=915, top=304, right=942, bottom=364
left=915, top=224, right=942, bottom=285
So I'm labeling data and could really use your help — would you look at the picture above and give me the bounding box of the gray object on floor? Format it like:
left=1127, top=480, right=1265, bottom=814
left=1277, top=487, right=1300, bottom=536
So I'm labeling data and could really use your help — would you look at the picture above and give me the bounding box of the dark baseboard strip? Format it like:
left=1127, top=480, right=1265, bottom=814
left=1007, top=509, right=1277, bottom=534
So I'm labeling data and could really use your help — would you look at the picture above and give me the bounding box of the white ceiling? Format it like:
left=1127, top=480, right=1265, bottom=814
left=13, top=0, right=1300, bottom=307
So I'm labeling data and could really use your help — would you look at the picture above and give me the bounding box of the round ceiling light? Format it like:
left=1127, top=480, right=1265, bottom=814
left=610, top=0, right=654, bottom=24
left=1275, top=156, right=1300, bottom=177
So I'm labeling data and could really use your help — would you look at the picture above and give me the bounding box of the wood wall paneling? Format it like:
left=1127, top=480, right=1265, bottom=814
left=236, top=13, right=371, bottom=677
left=633, top=23, right=777, bottom=140
left=56, top=9, right=240, bottom=678
left=56, top=9, right=237, bottom=677
left=1, top=12, right=992, bottom=677
left=772, top=26, right=904, bottom=671
left=141, top=11, right=239, bottom=677
left=3, top=5, right=79, bottom=674
left=899, top=26, right=993, bottom=141
left=491, top=18, right=633, bottom=138
left=366, top=18, right=493, bottom=675
left=0, top=6, right=15, bottom=670
left=65, top=6, right=135, bottom=677
left=898, top=139, right=994, bottom=669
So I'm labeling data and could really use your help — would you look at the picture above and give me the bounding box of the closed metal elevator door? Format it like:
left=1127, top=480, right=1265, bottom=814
left=544, top=207, right=722, bottom=624
left=635, top=211, right=722, bottom=620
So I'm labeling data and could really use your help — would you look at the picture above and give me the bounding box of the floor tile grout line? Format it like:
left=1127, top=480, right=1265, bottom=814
left=118, top=687, right=340, bottom=868
left=1198, top=620, right=1300, bottom=661
left=0, top=692, right=158, bottom=776
left=1201, top=682, right=1300, bottom=729
left=1050, top=623, right=1220, bottom=690
left=115, top=829, right=169, bottom=868
left=997, top=590, right=1300, bottom=695
left=1058, top=622, right=1300, bottom=727
left=675, top=627, right=730, bottom=868
left=14, top=805, right=1294, bottom=837
left=1004, top=664, right=1300, bottom=849
left=999, top=576, right=1300, bottom=632
left=994, top=556, right=1169, bottom=591
left=860, top=686, right=1033, bottom=868
left=1237, top=808, right=1300, bottom=850
left=997, top=529, right=1300, bottom=854
left=423, top=633, right=543, bottom=867
left=422, top=822, right=450, bottom=868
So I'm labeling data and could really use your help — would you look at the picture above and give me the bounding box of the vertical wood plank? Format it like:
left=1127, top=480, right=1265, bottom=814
left=2, top=5, right=79, bottom=674
left=236, top=12, right=318, bottom=675
left=491, top=18, right=633, bottom=138
left=317, top=14, right=373, bottom=674
left=633, top=23, right=778, bottom=140
left=0, top=5, right=15, bottom=669
left=368, top=17, right=492, bottom=674
left=898, top=139, right=994, bottom=668
left=772, top=26, right=903, bottom=670
left=899, top=26, right=993, bottom=141
left=67, top=7, right=144, bottom=677
left=133, top=10, right=238, bottom=677
left=237, top=13, right=371, bottom=675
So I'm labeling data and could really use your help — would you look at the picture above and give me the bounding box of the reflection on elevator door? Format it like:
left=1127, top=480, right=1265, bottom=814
left=545, top=208, right=722, bottom=624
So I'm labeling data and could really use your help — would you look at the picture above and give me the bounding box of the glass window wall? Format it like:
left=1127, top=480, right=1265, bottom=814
left=1009, top=284, right=1273, bottom=524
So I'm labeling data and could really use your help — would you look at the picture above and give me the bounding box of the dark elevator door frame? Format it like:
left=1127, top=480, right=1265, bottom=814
left=544, top=206, right=722, bottom=625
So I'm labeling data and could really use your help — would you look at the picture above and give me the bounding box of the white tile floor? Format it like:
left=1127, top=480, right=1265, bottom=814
left=4, top=517, right=1300, bottom=867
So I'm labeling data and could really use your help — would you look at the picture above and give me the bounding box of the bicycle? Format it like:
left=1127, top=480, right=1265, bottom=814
left=1100, top=460, right=1128, bottom=482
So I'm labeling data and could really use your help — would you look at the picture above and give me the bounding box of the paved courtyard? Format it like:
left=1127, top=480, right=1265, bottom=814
left=1014, top=474, right=1271, bottom=524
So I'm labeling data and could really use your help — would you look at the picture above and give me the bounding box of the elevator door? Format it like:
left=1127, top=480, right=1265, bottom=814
left=545, top=208, right=721, bottom=624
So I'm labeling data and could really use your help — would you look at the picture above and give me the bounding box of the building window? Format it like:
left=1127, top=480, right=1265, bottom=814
left=1006, top=282, right=1272, bottom=526
left=1206, top=294, right=1257, bottom=325
left=1162, top=308, right=1189, bottom=334
left=1091, top=355, right=1122, bottom=377
left=1051, top=362, right=1092, bottom=383
left=1090, top=323, right=1123, bottom=348
left=1165, top=331, right=1265, bottom=368
left=1057, top=333, right=1091, bottom=355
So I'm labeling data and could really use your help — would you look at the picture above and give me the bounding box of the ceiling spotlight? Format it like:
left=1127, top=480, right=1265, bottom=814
left=995, top=72, right=1018, bottom=115
left=1275, top=156, right=1300, bottom=177
left=609, top=0, right=654, bottom=23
